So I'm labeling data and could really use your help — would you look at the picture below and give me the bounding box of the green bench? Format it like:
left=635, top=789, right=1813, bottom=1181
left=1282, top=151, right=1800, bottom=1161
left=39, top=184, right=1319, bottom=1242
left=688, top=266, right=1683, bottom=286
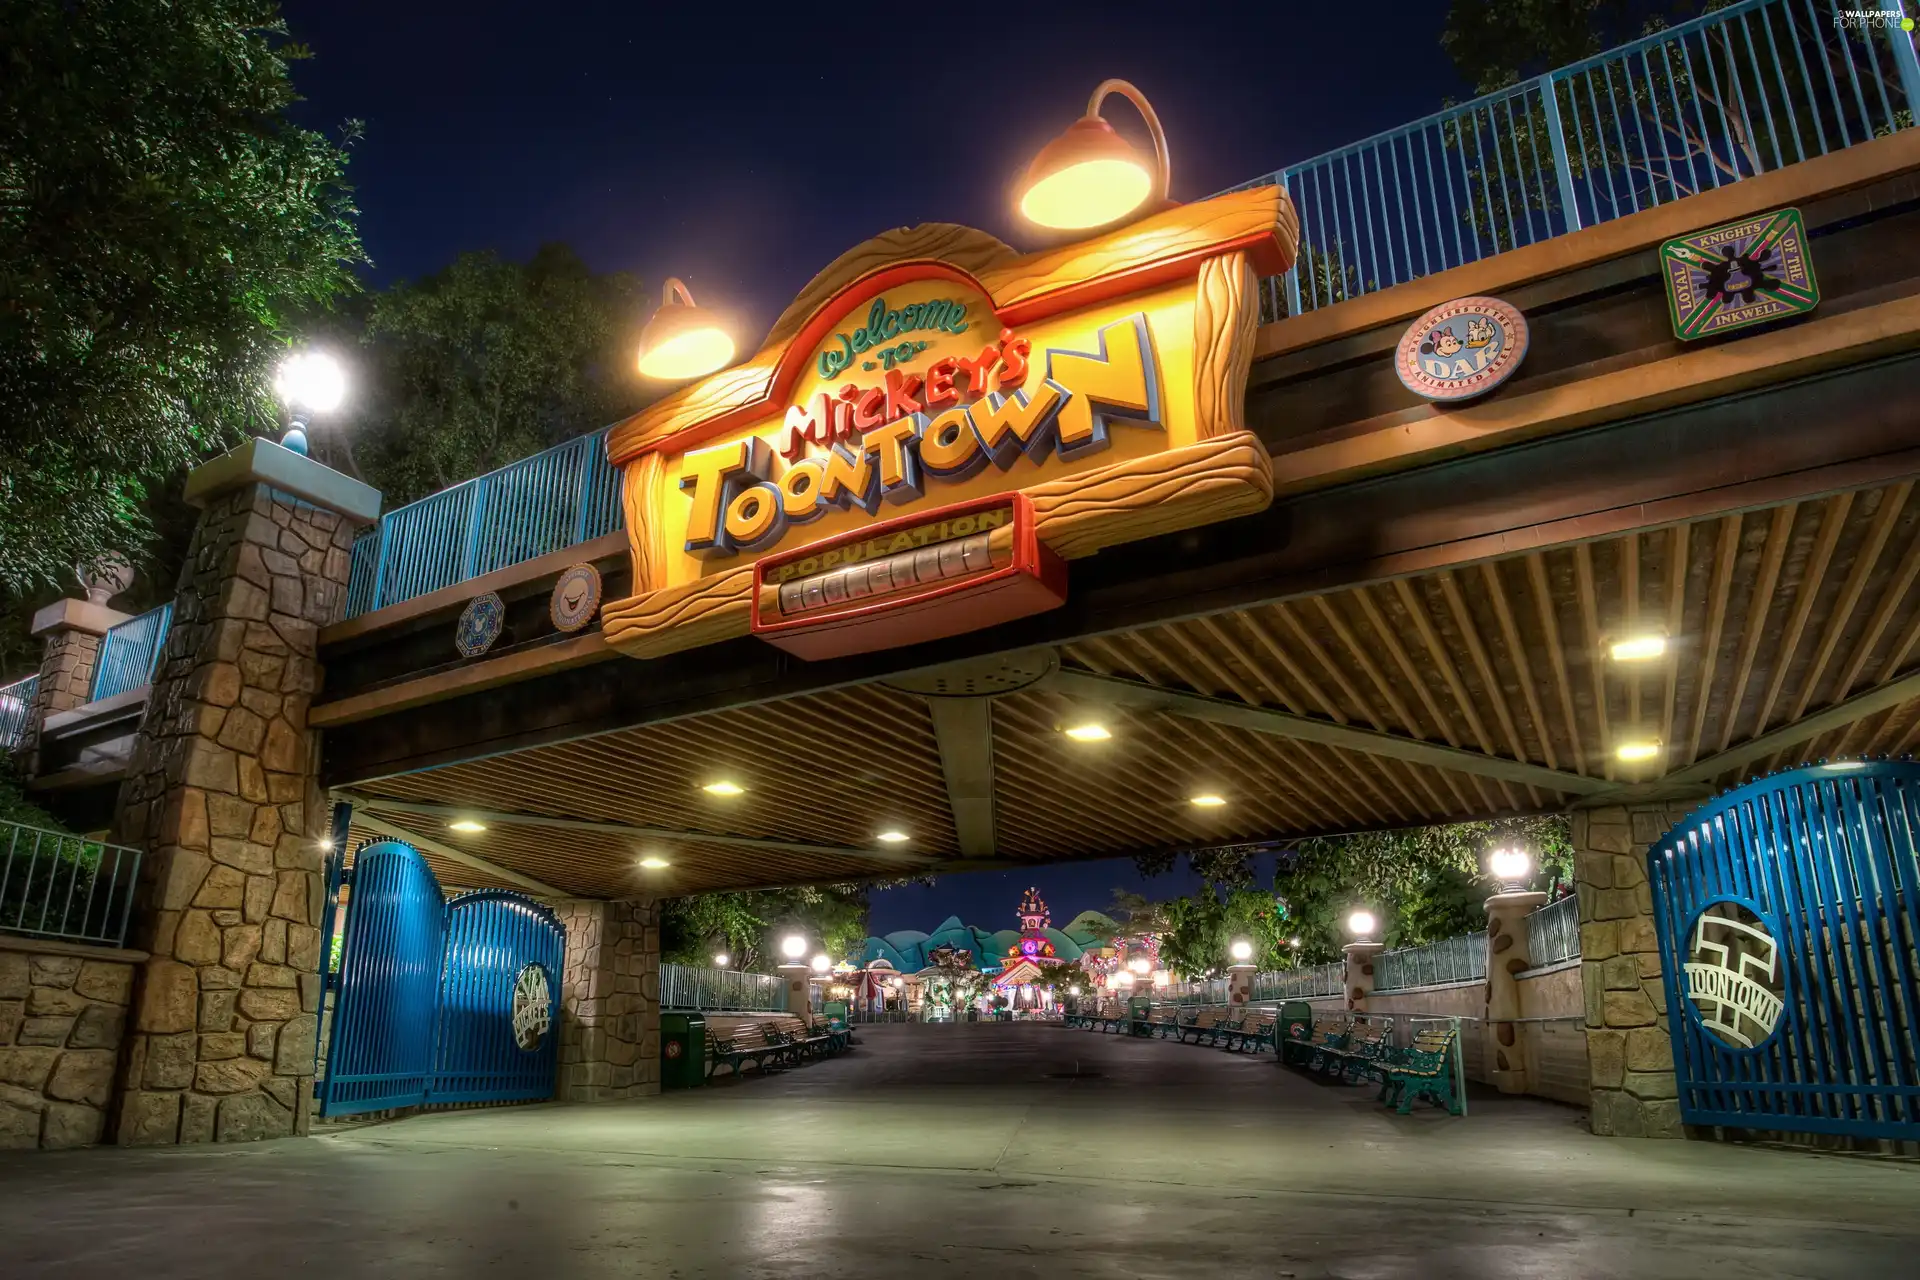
left=1299, top=1015, right=1353, bottom=1072
left=1219, top=1008, right=1277, bottom=1053
left=1174, top=1008, right=1225, bottom=1044
left=1376, top=1024, right=1463, bottom=1115
left=707, top=1021, right=786, bottom=1078
left=1320, top=1018, right=1393, bottom=1082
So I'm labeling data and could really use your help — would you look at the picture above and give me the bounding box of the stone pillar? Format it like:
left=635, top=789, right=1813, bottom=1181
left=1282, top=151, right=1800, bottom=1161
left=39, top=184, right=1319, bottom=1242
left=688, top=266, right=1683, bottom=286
left=1343, top=941, right=1384, bottom=1012
left=109, top=439, right=378, bottom=1146
left=1575, top=802, right=1695, bottom=1139
left=778, top=964, right=811, bottom=1018
left=1484, top=890, right=1547, bottom=1095
left=18, top=598, right=128, bottom=765
left=555, top=898, right=660, bottom=1101
left=1226, top=963, right=1254, bottom=1008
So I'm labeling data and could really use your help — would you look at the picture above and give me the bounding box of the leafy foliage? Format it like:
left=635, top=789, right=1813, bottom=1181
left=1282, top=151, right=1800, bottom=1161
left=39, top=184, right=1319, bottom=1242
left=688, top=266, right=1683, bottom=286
left=1135, top=816, right=1571, bottom=975
left=660, top=878, right=925, bottom=972
left=0, top=0, right=364, bottom=593
left=352, top=245, right=644, bottom=506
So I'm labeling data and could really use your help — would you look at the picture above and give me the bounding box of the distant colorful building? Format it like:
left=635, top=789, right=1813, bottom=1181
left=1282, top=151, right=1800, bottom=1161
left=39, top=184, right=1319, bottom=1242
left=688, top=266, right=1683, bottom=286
left=855, top=892, right=1116, bottom=981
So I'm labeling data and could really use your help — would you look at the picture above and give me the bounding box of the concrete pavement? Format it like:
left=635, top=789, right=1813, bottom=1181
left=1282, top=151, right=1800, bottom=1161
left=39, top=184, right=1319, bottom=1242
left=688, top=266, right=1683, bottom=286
left=1, top=1022, right=1914, bottom=1277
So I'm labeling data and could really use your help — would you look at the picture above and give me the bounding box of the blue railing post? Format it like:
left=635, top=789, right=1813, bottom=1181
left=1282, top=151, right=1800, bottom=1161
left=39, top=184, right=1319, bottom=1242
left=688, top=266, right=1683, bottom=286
left=369, top=517, right=393, bottom=613
left=460, top=476, right=491, bottom=580
left=1537, top=71, right=1583, bottom=233
left=1892, top=17, right=1920, bottom=125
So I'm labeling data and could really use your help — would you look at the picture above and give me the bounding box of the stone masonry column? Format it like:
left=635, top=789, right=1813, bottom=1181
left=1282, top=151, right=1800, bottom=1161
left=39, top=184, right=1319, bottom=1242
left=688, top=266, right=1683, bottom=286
left=1574, top=801, right=1698, bottom=1139
left=1343, top=941, right=1384, bottom=1012
left=1225, top=963, right=1254, bottom=1008
left=779, top=963, right=812, bottom=1018
left=556, top=899, right=660, bottom=1101
left=109, top=439, right=378, bottom=1145
left=1483, top=890, right=1547, bottom=1095
left=18, top=597, right=128, bottom=767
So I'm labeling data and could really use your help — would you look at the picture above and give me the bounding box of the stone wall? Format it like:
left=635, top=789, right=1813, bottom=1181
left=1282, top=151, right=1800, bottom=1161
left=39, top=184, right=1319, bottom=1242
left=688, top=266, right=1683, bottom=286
left=1575, top=802, right=1691, bottom=1138
left=0, top=939, right=139, bottom=1149
left=555, top=898, right=661, bottom=1102
left=110, top=481, right=357, bottom=1145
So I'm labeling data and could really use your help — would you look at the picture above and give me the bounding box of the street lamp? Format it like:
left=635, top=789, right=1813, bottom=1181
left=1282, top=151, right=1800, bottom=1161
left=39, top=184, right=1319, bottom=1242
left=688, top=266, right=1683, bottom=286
left=1488, top=844, right=1534, bottom=893
left=1128, top=956, right=1151, bottom=975
left=636, top=278, right=735, bottom=381
left=779, top=934, right=807, bottom=961
left=1346, top=910, right=1377, bottom=941
left=713, top=952, right=730, bottom=968
left=1228, top=938, right=1253, bottom=963
left=810, top=953, right=831, bottom=974
left=273, top=351, right=346, bottom=456
left=1016, top=79, right=1171, bottom=231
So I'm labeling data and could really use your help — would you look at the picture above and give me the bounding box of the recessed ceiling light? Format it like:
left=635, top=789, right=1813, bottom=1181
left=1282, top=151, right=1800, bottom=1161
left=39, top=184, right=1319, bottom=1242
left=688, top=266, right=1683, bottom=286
left=638, top=856, right=670, bottom=869
left=701, top=780, right=746, bottom=796
left=1615, top=739, right=1662, bottom=763
left=1189, top=794, right=1227, bottom=808
left=1064, top=722, right=1112, bottom=742
left=448, top=820, right=487, bottom=833
left=1609, top=634, right=1668, bottom=662
left=876, top=830, right=911, bottom=844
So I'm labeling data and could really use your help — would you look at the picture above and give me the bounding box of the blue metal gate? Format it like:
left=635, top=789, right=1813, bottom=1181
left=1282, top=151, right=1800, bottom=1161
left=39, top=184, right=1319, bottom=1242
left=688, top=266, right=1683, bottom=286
left=1648, top=762, right=1920, bottom=1140
left=317, top=840, right=566, bottom=1117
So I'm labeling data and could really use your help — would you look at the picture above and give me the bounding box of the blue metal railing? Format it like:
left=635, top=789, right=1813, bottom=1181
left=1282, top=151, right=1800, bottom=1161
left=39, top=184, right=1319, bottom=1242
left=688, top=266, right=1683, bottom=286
left=1234, top=0, right=1920, bottom=319
left=0, top=675, right=38, bottom=751
left=0, top=819, right=143, bottom=948
left=90, top=602, right=172, bottom=703
left=1253, top=963, right=1346, bottom=1001
left=345, top=429, right=623, bottom=618
left=659, top=963, right=785, bottom=1012
left=1524, top=894, right=1581, bottom=969
left=1375, top=931, right=1488, bottom=992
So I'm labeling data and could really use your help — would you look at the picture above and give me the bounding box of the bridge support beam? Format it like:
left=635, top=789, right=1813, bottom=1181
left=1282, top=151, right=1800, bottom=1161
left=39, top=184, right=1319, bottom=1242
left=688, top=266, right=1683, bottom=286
left=108, top=441, right=378, bottom=1146
left=1573, top=803, right=1687, bottom=1139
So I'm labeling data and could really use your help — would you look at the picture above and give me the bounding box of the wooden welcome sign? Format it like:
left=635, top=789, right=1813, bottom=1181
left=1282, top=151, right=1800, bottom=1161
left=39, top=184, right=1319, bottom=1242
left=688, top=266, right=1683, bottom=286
left=601, top=187, right=1297, bottom=661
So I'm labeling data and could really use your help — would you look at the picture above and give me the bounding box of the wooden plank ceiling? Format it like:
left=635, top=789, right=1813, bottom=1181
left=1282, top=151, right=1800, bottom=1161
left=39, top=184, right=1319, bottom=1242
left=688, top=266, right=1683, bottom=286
left=342, top=481, right=1920, bottom=897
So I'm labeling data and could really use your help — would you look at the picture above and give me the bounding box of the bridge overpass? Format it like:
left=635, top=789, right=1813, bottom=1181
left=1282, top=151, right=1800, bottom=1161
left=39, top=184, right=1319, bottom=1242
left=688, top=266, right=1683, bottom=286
left=4, top=0, right=1918, bottom=1149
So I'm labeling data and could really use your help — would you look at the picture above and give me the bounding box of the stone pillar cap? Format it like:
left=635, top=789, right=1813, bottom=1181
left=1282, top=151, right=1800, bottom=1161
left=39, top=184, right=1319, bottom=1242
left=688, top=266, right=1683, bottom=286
left=1342, top=940, right=1386, bottom=957
left=184, top=437, right=382, bottom=524
left=30, top=596, right=130, bottom=638
left=1484, top=890, right=1550, bottom=913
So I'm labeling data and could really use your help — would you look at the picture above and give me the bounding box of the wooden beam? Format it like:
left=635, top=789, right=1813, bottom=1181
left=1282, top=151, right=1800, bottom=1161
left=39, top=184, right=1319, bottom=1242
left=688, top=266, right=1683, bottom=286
left=1045, top=668, right=1612, bottom=796
left=350, top=809, right=568, bottom=897
left=925, top=698, right=998, bottom=858
left=348, top=796, right=939, bottom=868
left=1638, top=668, right=1920, bottom=790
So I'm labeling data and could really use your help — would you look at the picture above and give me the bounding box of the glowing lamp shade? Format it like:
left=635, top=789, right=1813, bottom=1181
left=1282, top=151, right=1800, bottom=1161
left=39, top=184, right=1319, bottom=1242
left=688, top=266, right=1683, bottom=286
left=1064, top=722, right=1112, bottom=742
left=636, top=278, right=733, bottom=381
left=876, top=829, right=911, bottom=844
left=1068, top=984, right=1081, bottom=996
left=1016, top=79, right=1169, bottom=231
left=701, top=780, right=746, bottom=797
left=638, top=856, right=670, bottom=869
left=780, top=934, right=808, bottom=960
left=1347, top=910, right=1377, bottom=938
left=1615, top=738, right=1662, bottom=763
left=1228, top=938, right=1253, bottom=962
left=1488, top=846, right=1532, bottom=884
left=447, top=819, right=486, bottom=834
left=1128, top=956, right=1150, bottom=975
left=810, top=953, right=831, bottom=973
left=1189, top=793, right=1227, bottom=808
left=713, top=953, right=730, bottom=968
left=274, top=351, right=346, bottom=413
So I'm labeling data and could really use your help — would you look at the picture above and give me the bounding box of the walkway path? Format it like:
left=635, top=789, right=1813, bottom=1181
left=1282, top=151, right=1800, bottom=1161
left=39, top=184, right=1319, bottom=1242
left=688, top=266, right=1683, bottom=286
left=2, top=1023, right=1915, bottom=1277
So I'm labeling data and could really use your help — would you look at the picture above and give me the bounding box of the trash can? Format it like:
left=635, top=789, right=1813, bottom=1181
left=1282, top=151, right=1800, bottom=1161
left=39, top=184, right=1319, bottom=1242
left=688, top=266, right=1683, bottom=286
left=1278, top=1001, right=1314, bottom=1066
left=1128, top=995, right=1153, bottom=1036
left=661, top=1012, right=706, bottom=1090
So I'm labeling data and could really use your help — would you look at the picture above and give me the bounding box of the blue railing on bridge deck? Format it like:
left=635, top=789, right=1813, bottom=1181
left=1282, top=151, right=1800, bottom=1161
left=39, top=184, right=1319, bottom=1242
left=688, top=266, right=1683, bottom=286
left=1230, top=0, right=1920, bottom=320
left=336, top=1, right=1920, bottom=615
left=90, top=602, right=172, bottom=703
left=0, top=675, right=39, bottom=751
left=344, top=428, right=624, bottom=618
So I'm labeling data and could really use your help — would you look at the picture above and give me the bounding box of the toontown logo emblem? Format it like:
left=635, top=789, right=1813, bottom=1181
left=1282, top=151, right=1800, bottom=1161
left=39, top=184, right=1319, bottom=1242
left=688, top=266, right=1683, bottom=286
left=1683, top=901, right=1785, bottom=1049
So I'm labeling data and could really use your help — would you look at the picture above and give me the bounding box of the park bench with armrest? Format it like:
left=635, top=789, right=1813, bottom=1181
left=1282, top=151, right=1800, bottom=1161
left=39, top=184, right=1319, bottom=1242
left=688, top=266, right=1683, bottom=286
left=1301, top=1015, right=1354, bottom=1073
left=1376, top=1024, right=1463, bottom=1115
left=1175, top=1008, right=1224, bottom=1045
left=770, top=1015, right=836, bottom=1061
left=1220, top=1008, right=1277, bottom=1053
left=707, top=1021, right=785, bottom=1079
left=1322, top=1018, right=1394, bottom=1082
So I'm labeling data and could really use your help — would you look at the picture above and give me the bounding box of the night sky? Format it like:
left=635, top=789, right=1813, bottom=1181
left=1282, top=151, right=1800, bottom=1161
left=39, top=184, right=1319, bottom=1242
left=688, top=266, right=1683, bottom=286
left=276, top=1, right=1466, bottom=936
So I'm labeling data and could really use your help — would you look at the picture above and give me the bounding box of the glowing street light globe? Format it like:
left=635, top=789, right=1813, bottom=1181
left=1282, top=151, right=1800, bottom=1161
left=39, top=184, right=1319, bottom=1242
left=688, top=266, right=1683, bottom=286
left=274, top=351, right=347, bottom=414
left=1346, top=910, right=1377, bottom=939
left=713, top=953, right=730, bottom=968
left=810, top=953, right=831, bottom=973
left=1128, top=956, right=1151, bottom=975
left=1228, top=938, right=1253, bottom=963
left=1489, top=845, right=1533, bottom=889
left=779, top=935, right=807, bottom=961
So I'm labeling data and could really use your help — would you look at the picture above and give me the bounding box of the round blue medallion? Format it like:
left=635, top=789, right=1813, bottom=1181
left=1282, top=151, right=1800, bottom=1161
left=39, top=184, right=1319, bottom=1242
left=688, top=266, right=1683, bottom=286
left=455, top=591, right=505, bottom=658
